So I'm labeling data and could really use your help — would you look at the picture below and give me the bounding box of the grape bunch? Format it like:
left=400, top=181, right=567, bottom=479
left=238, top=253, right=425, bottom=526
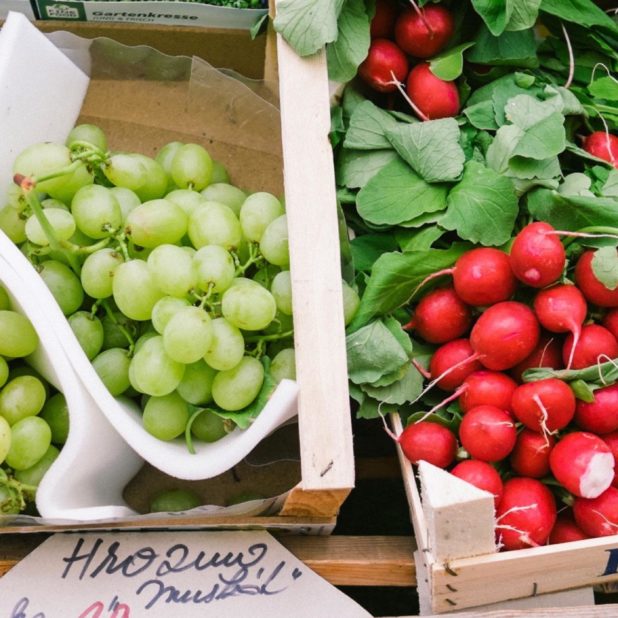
left=2, top=125, right=358, bottom=451
left=0, top=287, right=68, bottom=515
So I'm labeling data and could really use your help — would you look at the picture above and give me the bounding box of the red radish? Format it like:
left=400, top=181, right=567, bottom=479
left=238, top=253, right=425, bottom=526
left=509, top=222, right=566, bottom=289
left=549, top=431, right=615, bottom=499
left=450, top=459, right=504, bottom=508
left=459, top=370, right=517, bottom=414
left=394, top=4, right=454, bottom=58
left=511, top=378, right=575, bottom=435
left=405, top=63, right=460, bottom=120
left=358, top=39, right=409, bottom=93
left=470, top=301, right=540, bottom=371
left=573, top=486, right=618, bottom=537
left=549, top=511, right=590, bottom=544
left=533, top=284, right=587, bottom=369
left=575, top=250, right=618, bottom=307
left=562, top=323, right=618, bottom=370
left=575, top=384, right=618, bottom=435
left=511, top=334, right=564, bottom=382
left=429, top=338, right=482, bottom=391
left=459, top=405, right=517, bottom=462
left=405, top=287, right=472, bottom=344
left=414, top=247, right=516, bottom=307
left=583, top=131, right=618, bottom=168
left=496, top=477, right=557, bottom=550
left=370, top=0, right=399, bottom=39
left=603, top=431, right=618, bottom=488
left=397, top=420, right=457, bottom=468
left=602, top=308, right=618, bottom=340
left=510, top=429, right=556, bottom=478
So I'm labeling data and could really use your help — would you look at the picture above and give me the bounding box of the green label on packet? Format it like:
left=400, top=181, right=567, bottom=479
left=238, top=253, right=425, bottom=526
left=36, top=0, right=87, bottom=20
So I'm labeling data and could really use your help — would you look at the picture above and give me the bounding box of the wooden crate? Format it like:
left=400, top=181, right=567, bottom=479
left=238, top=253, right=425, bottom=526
left=0, top=12, right=354, bottom=532
left=392, top=414, right=618, bottom=613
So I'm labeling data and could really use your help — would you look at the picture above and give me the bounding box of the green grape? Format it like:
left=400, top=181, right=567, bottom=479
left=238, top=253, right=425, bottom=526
left=151, top=296, right=191, bottom=334
left=7, top=365, right=49, bottom=398
left=5, top=416, right=51, bottom=470
left=101, top=310, right=137, bottom=350
left=49, top=163, right=94, bottom=204
left=25, top=209, right=76, bottom=246
left=0, top=310, right=38, bottom=357
left=210, top=160, right=230, bottom=184
left=66, top=124, right=108, bottom=152
left=125, top=199, right=187, bottom=248
left=14, top=444, right=59, bottom=487
left=147, top=244, right=196, bottom=298
left=112, top=259, right=165, bottom=321
left=0, top=286, right=9, bottom=311
left=192, top=245, right=236, bottom=294
left=187, top=202, right=242, bottom=250
left=176, top=360, right=216, bottom=405
left=204, top=317, right=245, bottom=371
left=170, top=143, right=213, bottom=191
left=239, top=192, right=284, bottom=242
left=68, top=311, right=104, bottom=360
left=263, top=310, right=294, bottom=335
left=131, top=154, right=170, bottom=202
left=221, top=278, right=277, bottom=331
left=129, top=335, right=185, bottom=397
left=13, top=142, right=72, bottom=196
left=80, top=248, right=124, bottom=299
left=259, top=214, right=289, bottom=267
left=201, top=183, right=246, bottom=216
left=71, top=184, right=122, bottom=239
left=342, top=280, right=361, bottom=326
left=92, top=347, right=132, bottom=396
left=0, top=415, right=10, bottom=464
left=155, top=141, right=183, bottom=176
left=41, top=198, right=69, bottom=211
left=149, top=487, right=200, bottom=513
left=0, top=203, right=27, bottom=244
left=103, top=153, right=148, bottom=191
left=190, top=409, right=227, bottom=443
left=270, top=348, right=296, bottom=383
left=270, top=270, right=293, bottom=315
left=133, top=330, right=159, bottom=354
left=39, top=392, right=69, bottom=445
left=142, top=391, right=189, bottom=441
left=163, top=306, right=213, bottom=364
left=211, top=356, right=264, bottom=411
left=0, top=357, right=9, bottom=389
left=109, top=187, right=141, bottom=221
left=250, top=263, right=279, bottom=289
left=37, top=260, right=84, bottom=316
left=0, top=376, right=46, bottom=425
left=165, top=189, right=205, bottom=217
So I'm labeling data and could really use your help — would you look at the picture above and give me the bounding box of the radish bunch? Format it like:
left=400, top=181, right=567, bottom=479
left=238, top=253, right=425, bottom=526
left=398, top=221, right=618, bottom=550
left=358, top=0, right=459, bottom=120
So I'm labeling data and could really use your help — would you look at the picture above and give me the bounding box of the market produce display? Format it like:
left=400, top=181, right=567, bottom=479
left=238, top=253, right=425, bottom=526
left=274, top=0, right=618, bottom=550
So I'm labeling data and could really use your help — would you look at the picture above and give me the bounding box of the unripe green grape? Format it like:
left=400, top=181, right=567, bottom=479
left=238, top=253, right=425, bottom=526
left=0, top=203, right=27, bottom=244
left=39, top=392, right=69, bottom=445
left=41, top=198, right=69, bottom=211
left=103, top=153, right=148, bottom=191
left=252, top=263, right=280, bottom=289
left=155, top=141, right=183, bottom=176
left=342, top=280, right=361, bottom=326
left=187, top=202, right=242, bottom=250
left=48, top=163, right=94, bottom=204
left=0, top=310, right=38, bottom=357
left=0, top=357, right=9, bottom=389
left=126, top=199, right=187, bottom=248
left=171, top=143, right=213, bottom=191
left=0, top=416, right=10, bottom=464
left=14, top=444, right=59, bottom=487
left=38, top=260, right=84, bottom=316
left=204, top=317, right=245, bottom=371
left=259, top=214, right=289, bottom=267
left=211, top=356, right=264, bottom=411
left=92, top=347, right=132, bottom=396
left=147, top=244, right=196, bottom=298
left=113, top=259, right=165, bottom=321
left=270, top=270, right=293, bottom=315
left=165, top=189, right=205, bottom=217
left=131, top=154, right=170, bottom=202
left=239, top=192, right=284, bottom=242
left=190, top=409, right=227, bottom=443
left=176, top=360, right=216, bottom=405
left=109, top=187, right=141, bottom=221
left=192, top=245, right=236, bottom=294
left=0, top=375, right=46, bottom=425
left=209, top=160, right=230, bottom=185
left=163, top=306, right=213, bottom=364
left=133, top=329, right=159, bottom=354
left=68, top=311, right=104, bottom=360
left=221, top=278, right=277, bottom=331
left=13, top=142, right=72, bottom=196
left=66, top=124, right=108, bottom=152
left=71, top=184, right=122, bottom=239
left=101, top=310, right=137, bottom=350
left=143, top=391, right=189, bottom=441
left=263, top=310, right=294, bottom=335
left=270, top=348, right=296, bottom=383
left=6, top=416, right=51, bottom=470
left=151, top=296, right=191, bottom=334
left=201, top=183, right=246, bottom=216
left=129, top=335, right=185, bottom=397
left=25, top=209, right=76, bottom=246
left=80, top=248, right=124, bottom=300
left=150, top=487, right=200, bottom=513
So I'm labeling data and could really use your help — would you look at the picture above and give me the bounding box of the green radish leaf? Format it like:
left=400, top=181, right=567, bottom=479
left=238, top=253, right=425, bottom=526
left=467, top=26, right=539, bottom=68
left=601, top=171, right=618, bottom=198
left=543, top=85, right=586, bottom=116
left=512, top=112, right=566, bottom=160
left=463, top=101, right=499, bottom=130
left=326, top=0, right=371, bottom=83
left=508, top=156, right=561, bottom=181
left=506, top=0, right=542, bottom=32
left=504, top=94, right=558, bottom=129
left=591, top=246, right=618, bottom=291
left=429, top=42, right=476, bottom=81
left=540, top=0, right=618, bottom=35
left=336, top=148, right=398, bottom=189
left=350, top=234, right=399, bottom=273
left=396, top=226, right=446, bottom=252
left=470, top=0, right=511, bottom=36
left=486, top=124, right=526, bottom=174
left=570, top=379, right=597, bottom=403
left=385, top=118, right=465, bottom=183
left=440, top=161, right=519, bottom=246
left=356, top=158, right=449, bottom=226
left=273, top=0, right=344, bottom=57
left=355, top=396, right=399, bottom=420
left=344, top=100, right=401, bottom=150
left=588, top=76, right=618, bottom=101
left=558, top=173, right=594, bottom=197
left=361, top=363, right=424, bottom=406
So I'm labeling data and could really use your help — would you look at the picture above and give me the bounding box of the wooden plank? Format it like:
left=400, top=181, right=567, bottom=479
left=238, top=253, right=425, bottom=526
left=415, top=606, right=618, bottom=618
left=279, top=486, right=351, bottom=518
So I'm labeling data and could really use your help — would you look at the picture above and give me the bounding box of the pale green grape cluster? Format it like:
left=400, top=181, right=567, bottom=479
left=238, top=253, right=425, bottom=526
left=2, top=125, right=358, bottom=453
left=0, top=290, right=67, bottom=515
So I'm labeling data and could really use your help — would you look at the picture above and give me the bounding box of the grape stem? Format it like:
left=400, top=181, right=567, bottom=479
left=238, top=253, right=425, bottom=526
left=234, top=243, right=263, bottom=276
left=244, top=329, right=294, bottom=343
left=101, top=298, right=135, bottom=354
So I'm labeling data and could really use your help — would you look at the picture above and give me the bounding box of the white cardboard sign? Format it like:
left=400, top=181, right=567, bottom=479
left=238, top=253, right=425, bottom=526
left=0, top=531, right=372, bottom=617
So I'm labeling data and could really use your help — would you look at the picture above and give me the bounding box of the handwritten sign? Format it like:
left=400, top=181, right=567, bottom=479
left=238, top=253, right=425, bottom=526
left=0, top=531, right=372, bottom=617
